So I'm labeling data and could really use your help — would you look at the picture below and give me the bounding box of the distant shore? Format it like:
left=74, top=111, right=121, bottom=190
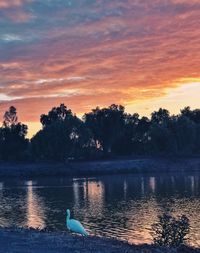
left=0, top=228, right=199, bottom=253
left=0, top=157, right=200, bottom=178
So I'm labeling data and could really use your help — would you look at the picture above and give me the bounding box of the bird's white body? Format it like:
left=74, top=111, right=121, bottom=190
left=66, top=209, right=88, bottom=236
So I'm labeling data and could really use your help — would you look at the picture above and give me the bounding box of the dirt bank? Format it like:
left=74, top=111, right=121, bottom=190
left=0, top=228, right=199, bottom=253
left=0, top=157, right=200, bottom=178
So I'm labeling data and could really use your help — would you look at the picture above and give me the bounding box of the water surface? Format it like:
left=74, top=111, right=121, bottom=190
left=0, top=172, right=200, bottom=247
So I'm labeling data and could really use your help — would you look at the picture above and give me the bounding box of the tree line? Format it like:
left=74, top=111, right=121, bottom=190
left=0, top=104, right=200, bottom=161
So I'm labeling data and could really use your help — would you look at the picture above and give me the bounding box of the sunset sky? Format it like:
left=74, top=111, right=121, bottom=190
left=0, top=0, right=200, bottom=137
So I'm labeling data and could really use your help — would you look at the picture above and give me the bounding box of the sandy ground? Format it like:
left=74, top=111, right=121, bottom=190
left=0, top=228, right=199, bottom=253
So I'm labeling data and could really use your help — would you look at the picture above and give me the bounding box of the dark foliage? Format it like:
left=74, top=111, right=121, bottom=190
left=0, top=106, right=28, bottom=161
left=83, top=104, right=125, bottom=155
left=0, top=104, right=200, bottom=162
left=31, top=104, right=94, bottom=161
left=152, top=214, right=190, bottom=247
left=40, top=103, right=72, bottom=127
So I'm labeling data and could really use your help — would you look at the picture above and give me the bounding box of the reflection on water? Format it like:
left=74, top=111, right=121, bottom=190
left=0, top=173, right=200, bottom=247
left=26, top=181, right=46, bottom=229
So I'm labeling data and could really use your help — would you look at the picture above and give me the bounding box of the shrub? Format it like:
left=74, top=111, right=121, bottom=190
left=152, top=214, right=190, bottom=247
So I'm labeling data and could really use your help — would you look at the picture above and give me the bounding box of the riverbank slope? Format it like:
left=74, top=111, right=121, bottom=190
left=0, top=157, right=200, bottom=178
left=0, top=228, right=199, bottom=253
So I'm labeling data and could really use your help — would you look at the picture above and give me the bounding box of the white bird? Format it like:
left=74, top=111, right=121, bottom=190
left=66, top=209, right=89, bottom=236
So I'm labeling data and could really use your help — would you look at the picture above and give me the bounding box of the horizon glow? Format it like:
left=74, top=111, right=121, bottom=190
left=0, top=0, right=200, bottom=137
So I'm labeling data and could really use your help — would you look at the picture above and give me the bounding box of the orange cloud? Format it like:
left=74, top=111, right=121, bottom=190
left=0, top=0, right=200, bottom=131
left=0, top=0, right=33, bottom=23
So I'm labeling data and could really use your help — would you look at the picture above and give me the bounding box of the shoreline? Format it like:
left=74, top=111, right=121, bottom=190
left=0, top=157, right=200, bottom=178
left=0, top=228, right=199, bottom=253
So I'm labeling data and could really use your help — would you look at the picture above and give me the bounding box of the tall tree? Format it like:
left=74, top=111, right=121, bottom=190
left=173, top=116, right=196, bottom=155
left=151, top=108, right=170, bottom=125
left=84, top=104, right=125, bottom=155
left=31, top=104, right=93, bottom=161
left=149, top=122, right=175, bottom=155
left=112, top=113, right=139, bottom=155
left=40, top=103, right=72, bottom=127
left=3, top=106, right=18, bottom=127
left=0, top=106, right=28, bottom=161
left=133, top=116, right=151, bottom=154
left=181, top=106, right=200, bottom=124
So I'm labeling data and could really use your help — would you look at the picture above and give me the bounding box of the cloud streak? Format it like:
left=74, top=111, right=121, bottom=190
left=0, top=0, right=200, bottom=126
left=0, top=0, right=31, bottom=9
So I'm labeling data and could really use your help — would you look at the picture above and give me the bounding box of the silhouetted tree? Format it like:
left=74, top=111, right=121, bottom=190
left=149, top=121, right=175, bottom=155
left=31, top=104, right=93, bottom=161
left=40, top=103, right=72, bottom=127
left=112, top=113, right=139, bottom=155
left=84, top=104, right=125, bottom=155
left=181, top=106, right=200, bottom=124
left=133, top=116, right=151, bottom=154
left=172, top=116, right=196, bottom=155
left=180, top=107, right=200, bottom=153
left=151, top=108, right=170, bottom=125
left=0, top=106, right=28, bottom=161
left=3, top=106, right=18, bottom=127
left=195, top=124, right=200, bottom=154
left=1, top=104, right=200, bottom=161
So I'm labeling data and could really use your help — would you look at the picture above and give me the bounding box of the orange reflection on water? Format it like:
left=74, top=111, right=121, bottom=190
left=84, top=180, right=105, bottom=214
left=26, top=181, right=46, bottom=229
left=125, top=198, right=159, bottom=245
left=149, top=177, right=156, bottom=193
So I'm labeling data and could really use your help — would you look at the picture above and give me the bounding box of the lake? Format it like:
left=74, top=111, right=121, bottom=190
left=0, top=172, right=200, bottom=247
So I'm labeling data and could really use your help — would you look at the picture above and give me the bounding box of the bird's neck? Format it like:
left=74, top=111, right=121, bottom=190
left=66, top=213, right=70, bottom=221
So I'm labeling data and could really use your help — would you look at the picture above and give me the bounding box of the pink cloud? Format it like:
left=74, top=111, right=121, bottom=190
left=0, top=0, right=199, bottom=124
left=0, top=0, right=32, bottom=9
